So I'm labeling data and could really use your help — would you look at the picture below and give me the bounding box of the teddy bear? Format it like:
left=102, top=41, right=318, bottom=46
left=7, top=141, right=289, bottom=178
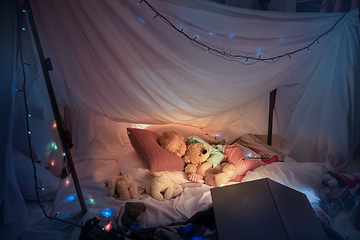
left=322, top=171, right=360, bottom=188
left=105, top=173, right=141, bottom=201
left=145, top=175, right=183, bottom=201
left=183, top=143, right=237, bottom=187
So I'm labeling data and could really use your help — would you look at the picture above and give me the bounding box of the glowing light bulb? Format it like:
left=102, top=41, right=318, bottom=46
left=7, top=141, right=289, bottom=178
left=51, top=142, right=58, bottom=150
left=65, top=194, right=78, bottom=202
left=28, top=114, right=31, bottom=117
left=21, top=27, right=25, bottom=31
left=65, top=179, right=70, bottom=185
left=51, top=160, right=55, bottom=166
left=96, top=208, right=113, bottom=217
left=104, top=222, right=112, bottom=232
left=62, top=152, right=66, bottom=156
left=52, top=122, right=57, bottom=128
left=27, top=131, right=31, bottom=135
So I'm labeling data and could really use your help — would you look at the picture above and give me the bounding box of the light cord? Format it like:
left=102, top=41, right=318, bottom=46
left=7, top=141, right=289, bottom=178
left=139, top=0, right=348, bottom=65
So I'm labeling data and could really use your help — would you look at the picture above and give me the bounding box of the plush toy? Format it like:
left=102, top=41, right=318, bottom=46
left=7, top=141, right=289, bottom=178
left=322, top=171, right=360, bottom=188
left=145, top=175, right=183, bottom=201
left=106, top=173, right=141, bottom=201
left=183, top=143, right=237, bottom=187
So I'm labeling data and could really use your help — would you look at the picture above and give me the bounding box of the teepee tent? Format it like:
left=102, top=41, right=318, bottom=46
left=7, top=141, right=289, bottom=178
left=1, top=0, right=359, bottom=239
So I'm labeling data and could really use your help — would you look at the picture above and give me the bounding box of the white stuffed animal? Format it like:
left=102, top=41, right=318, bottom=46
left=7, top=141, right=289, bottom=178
left=106, top=173, right=141, bottom=201
left=145, top=175, right=183, bottom=201
left=323, top=171, right=360, bottom=188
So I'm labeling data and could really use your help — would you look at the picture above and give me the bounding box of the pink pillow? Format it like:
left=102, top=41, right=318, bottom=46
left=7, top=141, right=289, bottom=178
left=127, top=128, right=185, bottom=172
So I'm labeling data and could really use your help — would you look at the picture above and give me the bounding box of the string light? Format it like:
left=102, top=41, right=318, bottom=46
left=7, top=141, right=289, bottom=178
left=138, top=0, right=348, bottom=65
left=103, top=222, right=112, bottom=232
left=17, top=6, right=105, bottom=239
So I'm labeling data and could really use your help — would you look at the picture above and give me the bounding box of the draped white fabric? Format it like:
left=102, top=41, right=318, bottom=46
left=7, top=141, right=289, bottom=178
left=1, top=0, right=360, bottom=239
left=30, top=0, right=360, bottom=171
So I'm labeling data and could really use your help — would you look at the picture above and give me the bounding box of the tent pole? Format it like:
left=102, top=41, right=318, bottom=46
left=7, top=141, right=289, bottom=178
left=267, top=89, right=277, bottom=146
left=23, top=0, right=87, bottom=214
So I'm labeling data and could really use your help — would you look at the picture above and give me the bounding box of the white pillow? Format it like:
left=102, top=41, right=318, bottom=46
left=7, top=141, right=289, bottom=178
left=13, top=149, right=60, bottom=201
left=145, top=124, right=210, bottom=141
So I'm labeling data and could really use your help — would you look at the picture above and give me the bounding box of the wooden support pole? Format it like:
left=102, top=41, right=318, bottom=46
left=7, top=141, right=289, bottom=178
left=23, top=0, right=87, bottom=215
left=267, top=89, right=277, bottom=146
left=320, top=0, right=328, bottom=12
left=333, top=0, right=342, bottom=12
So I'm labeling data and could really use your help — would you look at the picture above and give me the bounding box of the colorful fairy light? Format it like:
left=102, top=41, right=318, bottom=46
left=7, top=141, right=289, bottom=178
left=103, top=222, right=112, bottom=232
left=65, top=194, right=78, bottom=202
left=95, top=208, right=113, bottom=217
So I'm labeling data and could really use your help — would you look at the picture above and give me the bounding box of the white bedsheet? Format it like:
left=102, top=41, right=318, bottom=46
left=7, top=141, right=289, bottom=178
left=241, top=156, right=328, bottom=209
left=52, top=159, right=212, bottom=232
left=51, top=155, right=329, bottom=238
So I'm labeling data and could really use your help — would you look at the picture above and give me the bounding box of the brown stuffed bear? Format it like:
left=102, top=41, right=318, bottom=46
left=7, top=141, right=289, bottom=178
left=183, top=143, right=237, bottom=187
left=106, top=173, right=141, bottom=201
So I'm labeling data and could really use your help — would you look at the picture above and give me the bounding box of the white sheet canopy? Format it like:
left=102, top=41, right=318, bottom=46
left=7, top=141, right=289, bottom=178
left=29, top=0, right=359, bottom=171
left=1, top=0, right=359, bottom=238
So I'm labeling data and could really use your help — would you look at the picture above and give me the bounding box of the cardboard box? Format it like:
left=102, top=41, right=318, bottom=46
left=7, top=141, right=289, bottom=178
left=211, top=178, right=328, bottom=240
left=325, top=187, right=355, bottom=212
